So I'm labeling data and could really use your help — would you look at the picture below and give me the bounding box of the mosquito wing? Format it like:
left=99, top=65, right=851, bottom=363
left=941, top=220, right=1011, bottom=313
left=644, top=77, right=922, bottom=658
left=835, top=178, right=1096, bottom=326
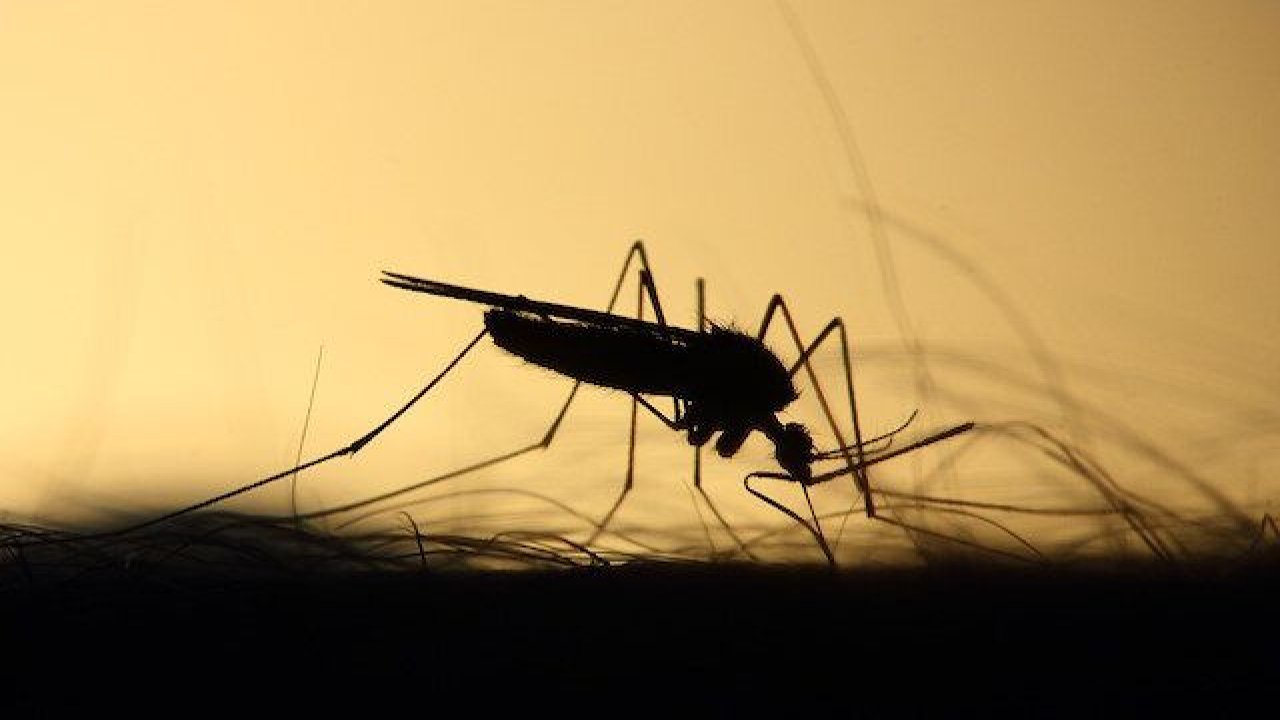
left=381, top=270, right=701, bottom=341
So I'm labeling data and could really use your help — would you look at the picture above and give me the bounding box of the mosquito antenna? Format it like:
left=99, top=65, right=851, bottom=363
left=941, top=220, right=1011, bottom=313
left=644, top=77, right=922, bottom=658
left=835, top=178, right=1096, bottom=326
left=750, top=422, right=977, bottom=488
left=812, top=409, right=919, bottom=460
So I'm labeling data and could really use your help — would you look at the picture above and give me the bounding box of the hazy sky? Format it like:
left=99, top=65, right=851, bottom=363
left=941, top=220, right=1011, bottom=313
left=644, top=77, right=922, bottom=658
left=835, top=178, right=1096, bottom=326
left=2, top=1, right=1276, bottom=562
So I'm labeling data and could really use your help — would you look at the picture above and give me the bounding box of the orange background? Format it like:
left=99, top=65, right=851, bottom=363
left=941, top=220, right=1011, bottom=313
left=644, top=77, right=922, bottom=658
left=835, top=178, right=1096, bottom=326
left=2, top=1, right=1276, bottom=563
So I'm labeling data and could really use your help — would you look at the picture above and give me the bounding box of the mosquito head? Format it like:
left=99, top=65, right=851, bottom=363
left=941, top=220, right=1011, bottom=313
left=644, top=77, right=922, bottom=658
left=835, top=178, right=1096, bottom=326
left=771, top=421, right=814, bottom=484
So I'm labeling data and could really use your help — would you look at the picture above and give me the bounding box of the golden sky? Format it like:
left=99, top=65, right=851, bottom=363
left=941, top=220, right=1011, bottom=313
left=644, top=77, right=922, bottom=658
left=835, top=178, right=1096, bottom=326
left=1, top=1, right=1277, bottom=563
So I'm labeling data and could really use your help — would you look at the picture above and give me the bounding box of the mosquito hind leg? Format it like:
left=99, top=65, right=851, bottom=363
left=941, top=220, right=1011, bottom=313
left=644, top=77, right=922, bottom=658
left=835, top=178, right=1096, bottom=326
left=129, top=243, right=669, bottom=536
left=288, top=242, right=687, bottom=544
left=114, top=327, right=491, bottom=534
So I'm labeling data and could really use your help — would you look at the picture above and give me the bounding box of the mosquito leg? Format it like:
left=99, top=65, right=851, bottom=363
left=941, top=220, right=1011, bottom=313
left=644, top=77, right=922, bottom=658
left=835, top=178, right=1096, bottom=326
left=748, top=296, right=873, bottom=564
left=618, top=241, right=672, bottom=329
left=628, top=274, right=760, bottom=560
left=686, top=278, right=758, bottom=561
left=535, top=240, right=676, bottom=448
left=111, top=328, right=490, bottom=535
left=757, top=296, right=872, bottom=516
left=744, top=474, right=836, bottom=565
left=120, top=245, right=658, bottom=536
left=586, top=265, right=677, bottom=542
left=627, top=276, right=647, bottom=493
left=583, top=241, right=714, bottom=549
left=348, top=330, right=491, bottom=454
left=583, top=275, right=650, bottom=545
left=410, top=241, right=674, bottom=549
left=587, top=251, right=718, bottom=549
left=632, top=392, right=758, bottom=561
left=269, top=243, right=687, bottom=545
left=756, top=299, right=997, bottom=563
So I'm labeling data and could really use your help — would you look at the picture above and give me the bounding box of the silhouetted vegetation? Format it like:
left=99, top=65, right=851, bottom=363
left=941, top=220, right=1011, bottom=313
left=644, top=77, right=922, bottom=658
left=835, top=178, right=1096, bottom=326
left=2, top=516, right=1276, bottom=714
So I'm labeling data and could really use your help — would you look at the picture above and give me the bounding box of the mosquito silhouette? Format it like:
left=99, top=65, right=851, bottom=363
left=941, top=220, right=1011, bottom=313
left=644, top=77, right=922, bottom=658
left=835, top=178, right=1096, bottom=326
left=114, top=241, right=972, bottom=559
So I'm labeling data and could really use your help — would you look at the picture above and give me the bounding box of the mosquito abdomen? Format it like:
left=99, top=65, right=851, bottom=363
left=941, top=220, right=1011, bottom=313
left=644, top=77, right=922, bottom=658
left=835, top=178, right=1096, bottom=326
left=484, top=309, right=691, bottom=397
left=484, top=309, right=799, bottom=426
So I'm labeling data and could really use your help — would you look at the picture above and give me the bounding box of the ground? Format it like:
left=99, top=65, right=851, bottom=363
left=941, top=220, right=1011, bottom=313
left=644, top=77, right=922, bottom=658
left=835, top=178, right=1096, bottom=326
left=3, top=557, right=1276, bottom=716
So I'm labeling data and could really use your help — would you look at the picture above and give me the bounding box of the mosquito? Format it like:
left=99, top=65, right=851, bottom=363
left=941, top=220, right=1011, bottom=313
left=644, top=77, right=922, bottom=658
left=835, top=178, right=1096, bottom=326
left=116, top=241, right=972, bottom=561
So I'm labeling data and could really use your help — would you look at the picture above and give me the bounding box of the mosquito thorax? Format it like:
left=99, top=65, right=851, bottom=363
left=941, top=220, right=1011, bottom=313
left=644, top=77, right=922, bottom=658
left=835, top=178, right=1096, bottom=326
left=692, top=326, right=799, bottom=414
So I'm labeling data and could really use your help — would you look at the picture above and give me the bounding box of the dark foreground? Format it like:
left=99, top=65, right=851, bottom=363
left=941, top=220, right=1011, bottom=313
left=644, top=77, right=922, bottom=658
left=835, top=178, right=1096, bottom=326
left=3, top=559, right=1277, bottom=717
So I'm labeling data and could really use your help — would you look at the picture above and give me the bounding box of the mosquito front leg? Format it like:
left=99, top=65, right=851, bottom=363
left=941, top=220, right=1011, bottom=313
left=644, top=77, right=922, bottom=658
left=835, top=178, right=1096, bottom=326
left=756, top=301, right=980, bottom=561
left=757, top=296, right=873, bottom=516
